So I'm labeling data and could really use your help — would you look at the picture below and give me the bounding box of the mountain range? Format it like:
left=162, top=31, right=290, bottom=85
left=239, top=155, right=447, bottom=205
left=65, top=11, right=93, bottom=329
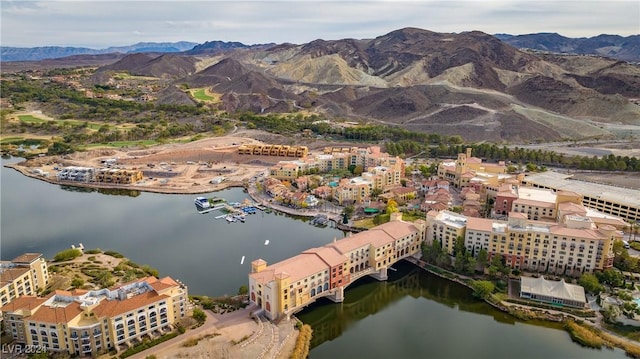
left=0, top=41, right=199, bottom=62
left=496, top=33, right=640, bottom=62
left=3, top=33, right=639, bottom=62
left=5, top=28, right=640, bottom=143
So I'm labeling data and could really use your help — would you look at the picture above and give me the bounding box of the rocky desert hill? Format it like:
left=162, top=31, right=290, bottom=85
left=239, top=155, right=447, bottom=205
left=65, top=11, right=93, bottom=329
left=46, top=27, right=640, bottom=142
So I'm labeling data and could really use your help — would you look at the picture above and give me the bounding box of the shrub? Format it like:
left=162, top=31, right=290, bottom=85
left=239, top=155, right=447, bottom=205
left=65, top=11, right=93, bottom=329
left=104, top=250, right=124, bottom=258
left=71, top=278, right=84, bottom=288
left=53, top=248, right=82, bottom=262
left=290, top=324, right=313, bottom=359
left=564, top=319, right=606, bottom=349
left=119, top=332, right=179, bottom=358
left=84, top=248, right=102, bottom=254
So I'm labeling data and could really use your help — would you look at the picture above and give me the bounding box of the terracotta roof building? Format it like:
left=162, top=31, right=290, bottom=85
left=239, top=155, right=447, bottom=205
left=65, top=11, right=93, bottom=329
left=1, top=253, right=49, bottom=308
left=1, top=276, right=188, bottom=356
left=249, top=213, right=426, bottom=320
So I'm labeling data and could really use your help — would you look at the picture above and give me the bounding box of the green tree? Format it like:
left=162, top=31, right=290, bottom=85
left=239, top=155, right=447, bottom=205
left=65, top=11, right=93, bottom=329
left=386, top=199, right=399, bottom=214
left=71, top=277, right=84, bottom=288
left=343, top=205, right=355, bottom=219
left=471, top=280, right=495, bottom=299
left=578, top=273, right=603, bottom=294
left=488, top=254, right=506, bottom=278
left=596, top=268, right=625, bottom=287
left=238, top=285, right=248, bottom=296
left=464, top=255, right=477, bottom=275
left=192, top=308, right=206, bottom=323
left=477, top=248, right=489, bottom=272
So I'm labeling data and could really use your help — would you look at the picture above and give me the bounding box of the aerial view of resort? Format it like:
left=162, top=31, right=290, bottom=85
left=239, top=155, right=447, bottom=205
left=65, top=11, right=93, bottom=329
left=1, top=1, right=640, bottom=358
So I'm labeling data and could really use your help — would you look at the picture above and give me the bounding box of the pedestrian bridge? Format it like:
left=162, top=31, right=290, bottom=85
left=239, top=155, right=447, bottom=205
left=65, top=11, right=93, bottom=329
left=283, top=254, right=419, bottom=319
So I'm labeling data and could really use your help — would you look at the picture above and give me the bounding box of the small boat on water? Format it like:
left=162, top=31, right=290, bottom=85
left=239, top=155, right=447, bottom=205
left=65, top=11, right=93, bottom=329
left=225, top=214, right=236, bottom=223
left=234, top=213, right=246, bottom=222
left=194, top=197, right=211, bottom=211
left=264, top=240, right=270, bottom=245
left=240, top=256, right=245, bottom=264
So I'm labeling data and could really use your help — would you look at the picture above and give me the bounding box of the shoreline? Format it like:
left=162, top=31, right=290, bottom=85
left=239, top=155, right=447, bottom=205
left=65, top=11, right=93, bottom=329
left=405, top=257, right=640, bottom=357
left=4, top=162, right=246, bottom=195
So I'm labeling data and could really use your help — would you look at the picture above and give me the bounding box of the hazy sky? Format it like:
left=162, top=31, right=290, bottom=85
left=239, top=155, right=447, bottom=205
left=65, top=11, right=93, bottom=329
left=1, top=0, right=639, bottom=48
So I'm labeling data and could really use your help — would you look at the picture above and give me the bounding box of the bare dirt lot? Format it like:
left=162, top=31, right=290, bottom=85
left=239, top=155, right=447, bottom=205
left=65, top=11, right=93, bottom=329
left=8, top=130, right=356, bottom=194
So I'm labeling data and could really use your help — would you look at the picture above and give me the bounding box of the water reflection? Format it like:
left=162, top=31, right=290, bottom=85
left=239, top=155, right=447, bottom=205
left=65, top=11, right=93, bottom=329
left=298, top=261, right=558, bottom=349
left=59, top=185, right=141, bottom=197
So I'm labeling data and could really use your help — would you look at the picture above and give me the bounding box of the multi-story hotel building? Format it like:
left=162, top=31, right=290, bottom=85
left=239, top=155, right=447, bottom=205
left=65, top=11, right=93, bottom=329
left=1, top=276, right=188, bottom=356
left=427, top=208, right=618, bottom=274
left=425, top=210, right=468, bottom=254
left=465, top=213, right=616, bottom=273
left=249, top=214, right=426, bottom=321
left=522, top=171, right=640, bottom=222
left=1, top=253, right=49, bottom=308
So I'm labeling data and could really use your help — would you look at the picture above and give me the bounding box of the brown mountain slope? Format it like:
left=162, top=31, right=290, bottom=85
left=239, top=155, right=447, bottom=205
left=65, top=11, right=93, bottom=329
left=84, top=27, right=640, bottom=142
left=132, top=54, right=198, bottom=79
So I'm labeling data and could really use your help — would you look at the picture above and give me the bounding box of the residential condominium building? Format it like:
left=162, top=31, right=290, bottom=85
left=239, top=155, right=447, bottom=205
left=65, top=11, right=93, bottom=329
left=269, top=146, right=405, bottom=180
left=521, top=171, right=640, bottom=222
left=1, top=253, right=49, bottom=308
left=249, top=213, right=426, bottom=321
left=1, top=276, right=188, bottom=356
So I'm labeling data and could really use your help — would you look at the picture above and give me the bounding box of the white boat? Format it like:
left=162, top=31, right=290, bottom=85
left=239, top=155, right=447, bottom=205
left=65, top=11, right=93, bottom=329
left=225, top=215, right=236, bottom=223
left=194, top=197, right=211, bottom=210
left=264, top=240, right=270, bottom=245
left=240, top=256, right=245, bottom=264
left=234, top=213, right=246, bottom=222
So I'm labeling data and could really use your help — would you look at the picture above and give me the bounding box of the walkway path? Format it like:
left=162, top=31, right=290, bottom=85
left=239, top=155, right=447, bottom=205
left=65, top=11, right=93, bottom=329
left=127, top=304, right=299, bottom=359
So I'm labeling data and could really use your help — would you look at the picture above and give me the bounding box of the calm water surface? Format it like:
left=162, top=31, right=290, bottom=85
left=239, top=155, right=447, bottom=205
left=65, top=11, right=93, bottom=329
left=0, top=157, right=628, bottom=358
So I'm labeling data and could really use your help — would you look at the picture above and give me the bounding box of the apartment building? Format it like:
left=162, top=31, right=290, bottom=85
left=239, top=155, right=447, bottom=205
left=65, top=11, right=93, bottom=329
left=1, top=276, right=188, bottom=356
left=465, top=213, right=616, bottom=274
left=269, top=161, right=303, bottom=180
left=238, top=144, right=309, bottom=158
left=522, top=171, right=640, bottom=222
left=249, top=214, right=426, bottom=321
left=333, top=177, right=372, bottom=204
left=1, top=253, right=49, bottom=308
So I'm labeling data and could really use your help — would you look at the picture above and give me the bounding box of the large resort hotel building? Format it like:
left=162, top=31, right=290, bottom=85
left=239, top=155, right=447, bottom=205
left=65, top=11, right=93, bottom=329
left=249, top=214, right=426, bottom=321
left=1, top=276, right=188, bottom=356
left=522, top=171, right=640, bottom=222
left=427, top=209, right=617, bottom=274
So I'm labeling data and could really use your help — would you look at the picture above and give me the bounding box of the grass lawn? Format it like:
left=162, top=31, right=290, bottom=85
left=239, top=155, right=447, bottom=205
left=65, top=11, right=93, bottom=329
left=402, top=212, right=426, bottom=222
left=190, top=88, right=221, bottom=102
left=17, top=115, right=46, bottom=123
left=353, top=218, right=376, bottom=228
left=112, top=72, right=159, bottom=81
left=193, top=89, right=214, bottom=101
left=83, top=140, right=159, bottom=149
left=0, top=137, right=25, bottom=144
left=16, top=114, right=135, bottom=132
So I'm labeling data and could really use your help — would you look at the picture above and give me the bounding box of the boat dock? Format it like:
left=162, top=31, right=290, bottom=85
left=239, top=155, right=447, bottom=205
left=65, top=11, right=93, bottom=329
left=197, top=203, right=227, bottom=214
